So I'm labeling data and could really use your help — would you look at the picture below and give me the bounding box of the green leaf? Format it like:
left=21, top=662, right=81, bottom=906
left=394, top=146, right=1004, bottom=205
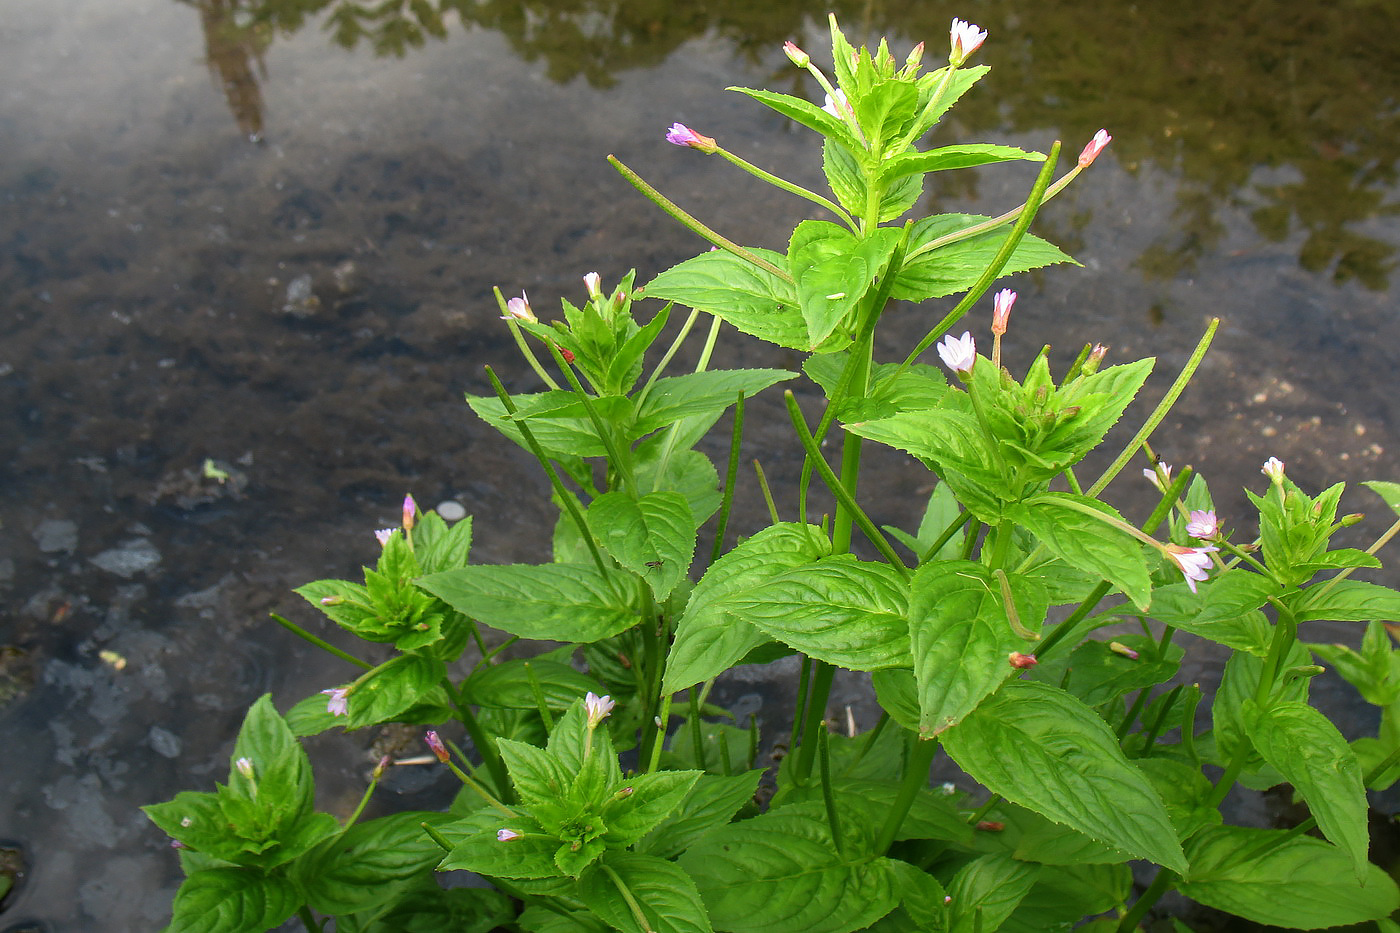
left=1029, top=635, right=1181, bottom=710
left=1365, top=480, right=1400, bottom=515
left=602, top=771, right=703, bottom=847
left=908, top=561, right=1046, bottom=736
left=642, top=250, right=814, bottom=351
left=293, top=811, right=454, bottom=916
left=665, top=524, right=831, bottom=693
left=945, top=853, right=1040, bottom=933
left=467, top=390, right=635, bottom=460
left=439, top=809, right=561, bottom=880
left=1244, top=699, right=1370, bottom=877
left=729, top=86, right=860, bottom=153
left=419, top=562, right=637, bottom=643
left=638, top=771, right=762, bottom=859
left=679, top=803, right=899, bottom=933
left=231, top=694, right=315, bottom=818
left=1178, top=827, right=1399, bottom=928
left=724, top=554, right=912, bottom=672
left=517, top=905, right=610, bottom=933
left=1310, top=620, right=1400, bottom=705
left=416, top=513, right=473, bottom=575
left=166, top=868, right=300, bottom=933
left=462, top=657, right=602, bottom=711
left=892, top=214, right=1076, bottom=302
left=1002, top=863, right=1131, bottom=933
left=633, top=370, right=796, bottom=439
left=1133, top=758, right=1221, bottom=842
left=589, top=490, right=696, bottom=601
left=352, top=884, right=515, bottom=933
left=942, top=681, right=1187, bottom=873
left=1007, top=493, right=1152, bottom=610
left=344, top=653, right=447, bottom=730
left=579, top=852, right=713, bottom=933
left=1147, top=573, right=1278, bottom=655
left=497, top=738, right=572, bottom=804
left=788, top=222, right=902, bottom=348
left=881, top=144, right=1045, bottom=183
left=1292, top=579, right=1400, bottom=623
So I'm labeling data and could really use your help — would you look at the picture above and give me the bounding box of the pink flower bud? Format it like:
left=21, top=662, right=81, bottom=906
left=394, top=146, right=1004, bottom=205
left=1084, top=344, right=1109, bottom=374
left=583, top=272, right=602, bottom=299
left=936, top=331, right=977, bottom=375
left=949, top=18, right=987, bottom=66
left=903, top=41, right=925, bottom=71
left=1078, top=130, right=1112, bottom=168
left=170, top=838, right=188, bottom=849
left=375, top=528, right=395, bottom=547
left=425, top=730, right=450, bottom=764
left=665, top=123, right=717, bottom=153
left=1142, top=463, right=1172, bottom=492
left=783, top=41, right=810, bottom=68
left=1262, top=457, right=1285, bottom=483
left=402, top=493, right=417, bottom=532
left=1008, top=652, right=1038, bottom=669
left=991, top=288, right=1016, bottom=336
left=497, top=828, right=522, bottom=842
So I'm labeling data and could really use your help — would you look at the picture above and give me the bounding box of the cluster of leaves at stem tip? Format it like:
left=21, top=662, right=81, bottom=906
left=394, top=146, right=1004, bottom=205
left=144, top=15, right=1400, bottom=933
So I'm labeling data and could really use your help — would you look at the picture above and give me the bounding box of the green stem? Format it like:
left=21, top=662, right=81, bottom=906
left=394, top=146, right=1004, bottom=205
left=791, top=655, right=813, bottom=752
left=689, top=688, right=706, bottom=771
left=874, top=732, right=939, bottom=854
left=709, top=393, right=745, bottom=565
left=545, top=341, right=637, bottom=493
left=1085, top=319, right=1219, bottom=498
left=783, top=391, right=910, bottom=576
left=523, top=661, right=555, bottom=731
left=818, top=726, right=845, bottom=855
left=1116, top=868, right=1178, bottom=933
left=715, top=146, right=857, bottom=231
left=753, top=460, right=781, bottom=524
left=442, top=676, right=514, bottom=804
left=269, top=613, right=372, bottom=670
left=298, top=905, right=321, bottom=932
left=920, top=511, right=974, bottom=565
left=794, top=662, right=836, bottom=783
left=1033, top=580, right=1112, bottom=661
left=634, top=304, right=693, bottom=411
left=1312, top=513, right=1400, bottom=596
left=602, top=864, right=657, bottom=933
left=645, top=693, right=673, bottom=774
left=609, top=156, right=793, bottom=283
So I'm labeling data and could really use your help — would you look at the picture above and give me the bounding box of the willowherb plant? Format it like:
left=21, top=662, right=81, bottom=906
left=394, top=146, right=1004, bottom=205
left=146, top=16, right=1400, bottom=933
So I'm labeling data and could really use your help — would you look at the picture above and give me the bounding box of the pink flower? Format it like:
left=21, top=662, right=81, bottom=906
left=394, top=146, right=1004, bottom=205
left=1008, top=652, right=1038, bottom=669
left=937, top=331, right=977, bottom=375
left=949, top=18, right=987, bottom=65
left=585, top=692, right=616, bottom=729
left=1262, top=457, right=1285, bottom=483
left=991, top=288, right=1016, bottom=336
left=497, top=828, right=522, bottom=842
left=1185, top=509, right=1218, bottom=540
left=321, top=687, right=350, bottom=717
left=1142, top=463, right=1172, bottom=492
left=374, top=528, right=395, bottom=547
left=1078, top=130, right=1112, bottom=168
left=665, top=123, right=716, bottom=153
left=503, top=291, right=535, bottom=323
left=1166, top=544, right=1218, bottom=593
left=425, top=730, right=450, bottom=764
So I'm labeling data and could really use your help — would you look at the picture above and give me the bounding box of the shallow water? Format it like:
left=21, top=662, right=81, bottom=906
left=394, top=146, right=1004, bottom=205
left=1, top=0, right=1398, bottom=928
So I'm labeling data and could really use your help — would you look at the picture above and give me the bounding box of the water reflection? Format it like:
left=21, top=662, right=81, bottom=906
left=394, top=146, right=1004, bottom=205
left=184, top=0, right=1399, bottom=288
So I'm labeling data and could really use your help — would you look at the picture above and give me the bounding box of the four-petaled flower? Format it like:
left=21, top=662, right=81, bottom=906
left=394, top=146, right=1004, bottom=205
left=937, top=331, right=977, bottom=375
left=585, top=692, right=616, bottom=729
left=374, top=528, right=395, bottom=547
left=1262, top=457, right=1286, bottom=483
left=821, top=88, right=850, bottom=119
left=1142, top=463, right=1173, bottom=492
left=665, top=123, right=716, bottom=153
left=497, top=828, right=522, bottom=842
left=503, top=291, right=536, bottom=323
left=991, top=288, right=1016, bottom=336
left=1078, top=129, right=1112, bottom=168
left=949, top=18, right=987, bottom=65
left=321, top=687, right=350, bottom=717
left=1185, top=509, right=1218, bottom=540
left=1165, top=544, right=1218, bottom=593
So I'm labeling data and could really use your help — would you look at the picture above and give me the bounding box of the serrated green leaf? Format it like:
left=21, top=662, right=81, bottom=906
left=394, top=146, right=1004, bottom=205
left=892, top=214, right=1076, bottom=302
left=467, top=390, right=634, bottom=460
left=461, top=657, right=602, bottom=711
left=589, top=490, right=696, bottom=601
left=633, top=370, right=796, bottom=439
left=1001, top=862, right=1131, bottom=933
left=293, top=811, right=454, bottom=916
left=1244, top=699, right=1369, bottom=878
left=881, top=144, right=1045, bottom=183
left=946, top=853, right=1040, bottom=933
left=1291, top=579, right=1400, bottom=623
left=1029, top=635, right=1180, bottom=709
left=942, top=681, right=1187, bottom=873
left=788, top=223, right=901, bottom=349
left=166, top=868, right=300, bottom=933
left=419, top=562, right=637, bottom=643
left=1179, top=827, right=1398, bottom=928
left=439, top=808, right=560, bottom=880
left=497, top=738, right=572, bottom=804
left=679, top=803, right=899, bottom=933
left=908, top=561, right=1046, bottom=736
left=638, top=771, right=761, bottom=859
left=725, top=554, right=912, bottom=671
left=1132, top=758, right=1221, bottom=841
left=602, top=771, right=703, bottom=847
left=579, top=852, right=713, bottom=933
left=344, top=653, right=447, bottom=730
left=729, top=86, right=860, bottom=152
left=642, top=250, right=813, bottom=351
left=665, top=524, right=831, bottom=693
left=1007, top=493, right=1152, bottom=610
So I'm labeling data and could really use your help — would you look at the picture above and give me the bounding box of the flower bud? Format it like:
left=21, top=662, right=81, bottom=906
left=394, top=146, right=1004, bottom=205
left=1078, top=129, right=1112, bottom=168
left=903, top=41, right=925, bottom=72
left=503, top=291, right=536, bottom=323
left=425, top=730, right=450, bottom=764
left=583, top=272, right=602, bottom=299
left=783, top=41, right=810, bottom=68
left=1083, top=344, right=1109, bottom=374
left=372, top=755, right=392, bottom=780
left=991, top=288, right=1016, bottom=336
left=402, top=493, right=417, bottom=531
left=235, top=757, right=254, bottom=780
left=1109, top=641, right=1140, bottom=661
left=612, top=786, right=635, bottom=800
left=665, top=123, right=717, bottom=154
left=1341, top=512, right=1365, bottom=527
left=1261, top=457, right=1286, bottom=483
left=497, top=828, right=522, bottom=842
left=1008, top=652, right=1038, bottom=669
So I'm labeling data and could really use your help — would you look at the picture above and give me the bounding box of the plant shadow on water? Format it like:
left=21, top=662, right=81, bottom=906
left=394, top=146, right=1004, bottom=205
left=1, top=0, right=1399, bottom=929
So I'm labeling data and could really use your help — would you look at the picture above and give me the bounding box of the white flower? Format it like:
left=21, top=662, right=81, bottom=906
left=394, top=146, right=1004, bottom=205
left=584, top=692, right=616, bottom=729
left=1078, top=130, right=1112, bottom=168
left=235, top=757, right=254, bottom=780
left=949, top=18, right=987, bottom=65
left=321, top=687, right=350, bottom=717
left=1262, top=457, right=1286, bottom=483
left=936, top=331, right=977, bottom=374
left=1142, top=463, right=1173, bottom=492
